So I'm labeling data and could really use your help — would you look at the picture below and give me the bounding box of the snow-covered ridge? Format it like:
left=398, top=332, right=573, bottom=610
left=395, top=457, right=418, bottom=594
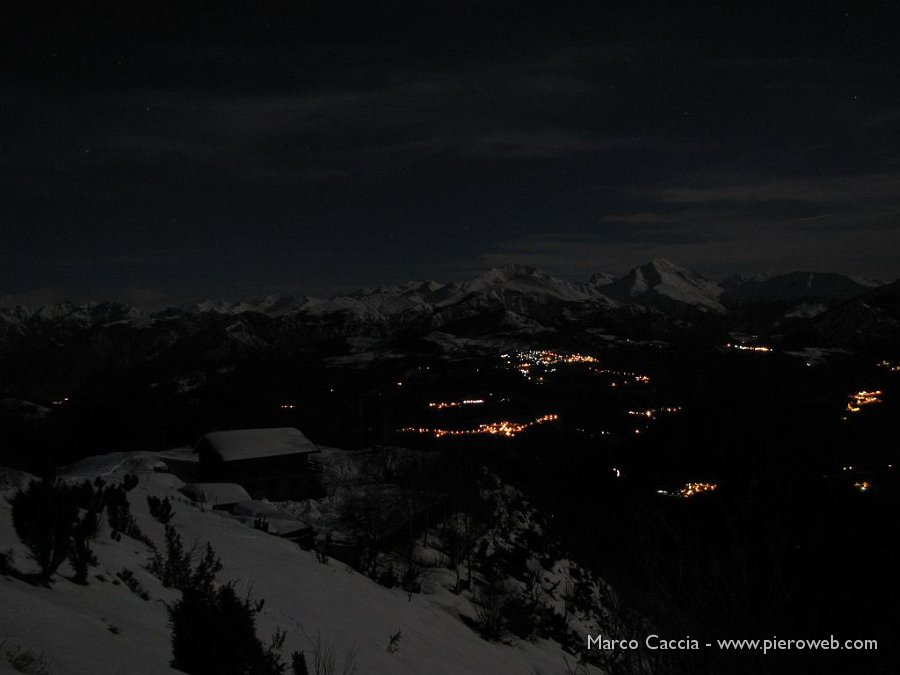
left=721, top=270, right=883, bottom=306
left=0, top=262, right=888, bottom=341
left=604, top=258, right=726, bottom=314
left=436, top=264, right=607, bottom=308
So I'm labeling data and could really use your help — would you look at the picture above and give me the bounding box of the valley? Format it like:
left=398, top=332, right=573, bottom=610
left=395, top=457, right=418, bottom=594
left=2, top=260, right=899, bottom=674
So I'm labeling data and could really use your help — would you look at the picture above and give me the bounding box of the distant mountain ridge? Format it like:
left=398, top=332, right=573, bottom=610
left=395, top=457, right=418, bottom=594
left=0, top=261, right=894, bottom=366
left=721, top=271, right=880, bottom=306
left=602, top=258, right=725, bottom=314
left=3, top=259, right=884, bottom=322
left=805, top=279, right=900, bottom=350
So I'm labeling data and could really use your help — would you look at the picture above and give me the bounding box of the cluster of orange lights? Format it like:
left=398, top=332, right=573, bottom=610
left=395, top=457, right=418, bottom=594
left=725, top=343, right=773, bottom=353
left=501, top=350, right=651, bottom=385
left=678, top=482, right=718, bottom=498
left=427, top=399, right=485, bottom=409
left=656, top=482, right=718, bottom=498
left=854, top=481, right=872, bottom=492
left=877, top=360, right=900, bottom=373
left=502, top=350, right=599, bottom=366
left=599, top=369, right=651, bottom=385
left=502, top=350, right=600, bottom=380
left=846, top=390, right=883, bottom=413
left=399, top=413, right=559, bottom=438
left=628, top=406, right=682, bottom=419
left=280, top=403, right=297, bottom=410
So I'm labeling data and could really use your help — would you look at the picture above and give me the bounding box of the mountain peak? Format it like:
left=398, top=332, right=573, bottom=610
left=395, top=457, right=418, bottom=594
left=439, top=263, right=597, bottom=306
left=645, top=257, right=681, bottom=271
left=606, top=259, right=725, bottom=313
left=720, top=270, right=885, bottom=306
left=638, top=258, right=698, bottom=280
left=357, top=280, right=445, bottom=297
left=479, top=263, right=546, bottom=283
left=588, top=272, right=614, bottom=287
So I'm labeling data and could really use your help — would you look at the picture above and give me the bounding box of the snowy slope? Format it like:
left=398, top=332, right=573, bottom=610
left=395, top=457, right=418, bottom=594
left=439, top=264, right=605, bottom=307
left=604, top=259, right=725, bottom=314
left=0, top=456, right=600, bottom=675
left=4, top=263, right=893, bottom=367
left=192, top=295, right=321, bottom=316
left=424, top=264, right=616, bottom=337
left=806, top=279, right=900, bottom=348
left=721, top=271, right=880, bottom=307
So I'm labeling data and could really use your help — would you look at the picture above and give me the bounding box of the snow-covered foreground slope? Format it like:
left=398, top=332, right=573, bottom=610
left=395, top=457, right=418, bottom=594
left=0, top=456, right=598, bottom=675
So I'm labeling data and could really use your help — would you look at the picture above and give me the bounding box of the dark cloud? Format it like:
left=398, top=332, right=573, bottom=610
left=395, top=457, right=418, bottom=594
left=2, top=3, right=899, bottom=304
left=657, top=173, right=900, bottom=206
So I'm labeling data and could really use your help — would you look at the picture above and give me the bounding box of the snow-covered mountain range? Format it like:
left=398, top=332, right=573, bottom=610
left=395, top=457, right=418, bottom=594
left=601, top=258, right=725, bottom=314
left=0, top=260, right=893, bottom=365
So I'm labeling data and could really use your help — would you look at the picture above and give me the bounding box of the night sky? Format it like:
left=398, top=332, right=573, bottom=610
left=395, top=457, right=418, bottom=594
left=3, top=2, right=900, bottom=307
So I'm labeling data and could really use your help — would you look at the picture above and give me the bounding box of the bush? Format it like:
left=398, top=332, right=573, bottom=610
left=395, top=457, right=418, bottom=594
left=1, top=639, right=52, bottom=675
left=9, top=477, right=155, bottom=585
left=400, top=563, right=422, bottom=596
left=291, top=651, right=309, bottom=675
left=9, top=478, right=103, bottom=585
left=69, top=508, right=99, bottom=585
left=104, top=483, right=149, bottom=545
left=148, top=525, right=221, bottom=594
left=305, top=635, right=358, bottom=675
left=116, top=568, right=150, bottom=600
left=10, top=479, right=76, bottom=583
left=159, top=525, right=285, bottom=675
left=471, top=584, right=508, bottom=642
left=169, top=582, right=285, bottom=675
left=148, top=524, right=192, bottom=589
left=503, top=593, right=540, bottom=640
left=147, top=496, right=174, bottom=525
left=386, top=630, right=402, bottom=655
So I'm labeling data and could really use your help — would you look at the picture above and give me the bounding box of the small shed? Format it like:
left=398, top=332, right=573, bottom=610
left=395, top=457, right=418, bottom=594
left=232, top=500, right=314, bottom=545
left=178, top=483, right=252, bottom=509
left=196, top=427, right=320, bottom=500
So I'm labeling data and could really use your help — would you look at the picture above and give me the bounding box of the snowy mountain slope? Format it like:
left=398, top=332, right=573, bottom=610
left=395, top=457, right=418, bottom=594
left=721, top=271, right=881, bottom=307
left=192, top=294, right=325, bottom=317
left=0, top=455, right=601, bottom=675
left=280, top=448, right=622, bottom=671
left=0, top=307, right=29, bottom=342
left=587, top=272, right=614, bottom=288
left=603, top=259, right=725, bottom=314
left=0, top=302, right=150, bottom=340
left=2, top=263, right=884, bottom=338
left=804, top=279, right=900, bottom=349
left=426, top=265, right=616, bottom=336
left=439, top=264, right=604, bottom=306
left=1, top=262, right=894, bottom=368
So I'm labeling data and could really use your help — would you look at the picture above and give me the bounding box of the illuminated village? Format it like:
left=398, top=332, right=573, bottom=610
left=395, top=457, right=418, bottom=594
left=502, top=350, right=651, bottom=385
left=846, top=390, right=883, bottom=413
left=427, top=398, right=486, bottom=410
left=657, top=482, right=719, bottom=499
left=627, top=406, right=683, bottom=419
left=724, top=342, right=774, bottom=353
left=398, top=413, right=560, bottom=438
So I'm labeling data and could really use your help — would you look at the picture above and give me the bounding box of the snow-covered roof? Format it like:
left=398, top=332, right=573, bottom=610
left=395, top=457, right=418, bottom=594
left=200, top=427, right=319, bottom=462
left=179, top=483, right=251, bottom=506
left=232, top=500, right=312, bottom=537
